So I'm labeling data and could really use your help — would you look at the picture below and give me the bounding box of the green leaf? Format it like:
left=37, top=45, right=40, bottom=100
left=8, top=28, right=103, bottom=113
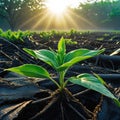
left=5, top=64, right=50, bottom=78
left=68, top=73, right=116, bottom=100
left=58, top=37, right=66, bottom=55
left=57, top=37, right=66, bottom=65
left=64, top=49, right=105, bottom=62
left=23, top=48, right=37, bottom=58
left=113, top=99, right=120, bottom=107
left=93, top=73, right=106, bottom=85
left=57, top=49, right=105, bottom=71
left=24, top=48, right=58, bottom=69
left=35, top=49, right=58, bottom=68
left=57, top=56, right=91, bottom=71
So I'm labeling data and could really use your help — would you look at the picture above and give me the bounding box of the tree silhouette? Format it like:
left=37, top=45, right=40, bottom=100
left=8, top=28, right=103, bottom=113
left=0, top=0, right=45, bottom=30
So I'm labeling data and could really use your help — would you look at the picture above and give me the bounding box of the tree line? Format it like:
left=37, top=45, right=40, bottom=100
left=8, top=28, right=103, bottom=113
left=0, top=0, right=120, bottom=30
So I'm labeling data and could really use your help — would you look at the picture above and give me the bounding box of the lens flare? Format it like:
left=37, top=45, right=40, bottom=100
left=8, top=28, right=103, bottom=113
left=46, top=0, right=68, bottom=15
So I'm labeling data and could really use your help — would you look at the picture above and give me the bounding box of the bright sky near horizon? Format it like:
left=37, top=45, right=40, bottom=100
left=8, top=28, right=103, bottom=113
left=45, top=0, right=88, bottom=15
left=68, top=0, right=87, bottom=8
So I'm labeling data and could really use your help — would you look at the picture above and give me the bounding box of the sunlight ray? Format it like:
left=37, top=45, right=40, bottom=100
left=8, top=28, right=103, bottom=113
left=44, top=14, right=56, bottom=30
left=68, top=9, right=97, bottom=28
left=63, top=11, right=79, bottom=29
left=31, top=11, right=50, bottom=29
left=19, top=11, right=45, bottom=29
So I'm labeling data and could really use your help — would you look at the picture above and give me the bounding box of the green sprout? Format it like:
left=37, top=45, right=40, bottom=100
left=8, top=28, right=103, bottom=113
left=6, top=37, right=120, bottom=106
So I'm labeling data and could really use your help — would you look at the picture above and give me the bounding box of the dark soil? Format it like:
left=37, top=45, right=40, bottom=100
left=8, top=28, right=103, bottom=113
left=0, top=32, right=120, bottom=72
left=0, top=32, right=120, bottom=120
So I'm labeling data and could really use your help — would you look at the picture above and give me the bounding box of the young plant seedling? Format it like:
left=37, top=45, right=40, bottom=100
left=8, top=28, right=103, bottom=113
left=6, top=37, right=120, bottom=107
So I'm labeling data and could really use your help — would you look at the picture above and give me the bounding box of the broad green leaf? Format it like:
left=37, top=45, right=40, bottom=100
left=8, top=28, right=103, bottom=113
left=23, top=48, right=37, bottom=58
left=64, top=48, right=105, bottom=62
left=113, top=99, right=120, bottom=107
left=5, top=64, right=50, bottom=78
left=93, top=73, right=106, bottom=85
left=35, top=49, right=58, bottom=68
left=24, top=48, right=59, bottom=69
left=57, top=49, right=105, bottom=71
left=68, top=73, right=116, bottom=100
left=57, top=56, right=91, bottom=71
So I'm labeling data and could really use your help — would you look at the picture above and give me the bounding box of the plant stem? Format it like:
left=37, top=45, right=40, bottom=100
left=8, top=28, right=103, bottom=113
left=63, top=79, right=69, bottom=88
left=50, top=77, right=61, bottom=89
left=59, top=71, right=65, bottom=90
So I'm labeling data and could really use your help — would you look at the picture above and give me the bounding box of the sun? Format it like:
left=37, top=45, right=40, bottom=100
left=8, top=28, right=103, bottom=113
left=30, top=0, right=92, bottom=30
left=46, top=0, right=68, bottom=15
left=45, top=0, right=87, bottom=15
